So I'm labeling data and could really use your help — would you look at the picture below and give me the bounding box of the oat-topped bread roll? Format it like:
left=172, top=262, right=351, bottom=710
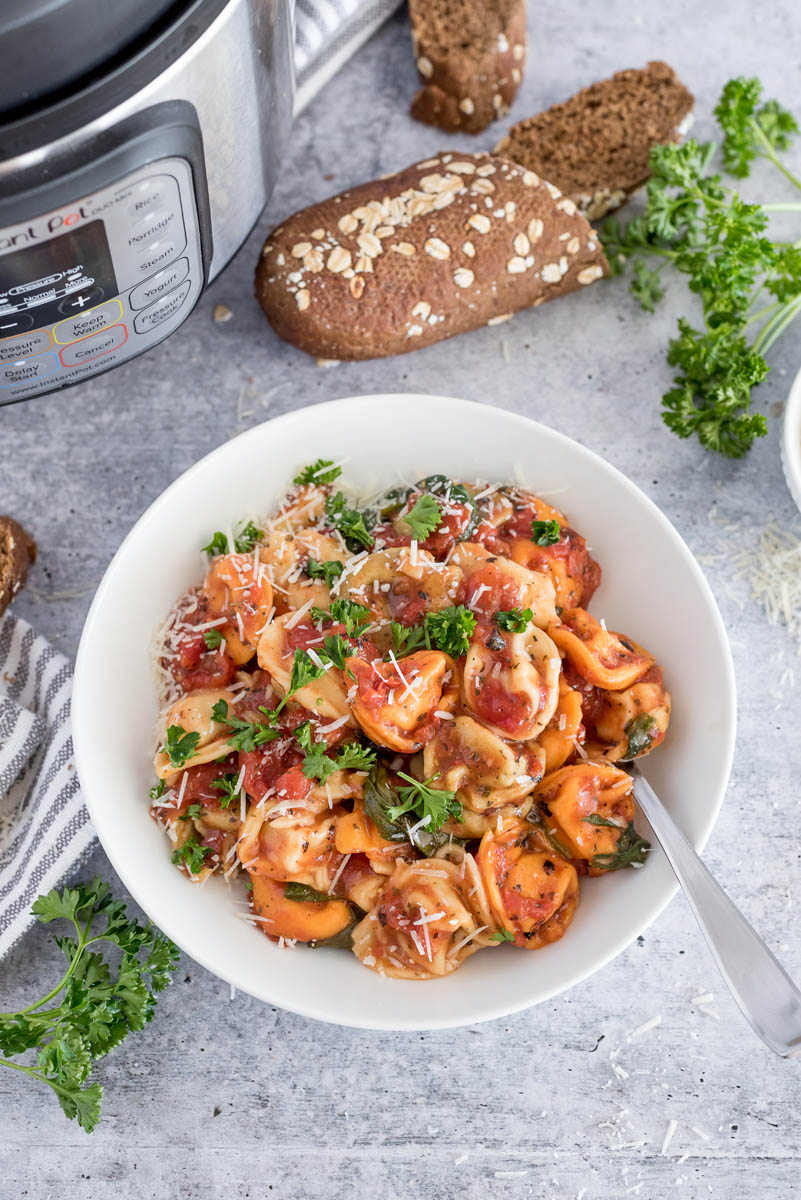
left=255, top=152, right=608, bottom=361
left=0, top=516, right=36, bottom=618
left=409, top=0, right=526, bottom=134
left=495, top=61, right=694, bottom=220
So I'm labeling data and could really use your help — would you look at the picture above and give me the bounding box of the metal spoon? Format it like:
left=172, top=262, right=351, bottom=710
left=630, top=763, right=801, bottom=1058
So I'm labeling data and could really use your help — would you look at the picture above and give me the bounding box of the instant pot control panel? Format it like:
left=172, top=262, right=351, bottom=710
left=0, top=157, right=203, bottom=403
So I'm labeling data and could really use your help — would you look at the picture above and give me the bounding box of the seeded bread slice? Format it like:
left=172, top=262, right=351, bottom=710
left=409, top=0, right=526, bottom=135
left=255, top=152, right=608, bottom=361
left=495, top=61, right=694, bottom=220
left=0, top=516, right=36, bottom=618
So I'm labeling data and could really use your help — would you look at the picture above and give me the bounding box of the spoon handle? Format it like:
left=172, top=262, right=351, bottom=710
left=631, top=766, right=801, bottom=1058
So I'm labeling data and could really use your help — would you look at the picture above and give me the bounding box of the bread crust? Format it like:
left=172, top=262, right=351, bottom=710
left=495, top=61, right=695, bottom=219
left=254, top=152, right=608, bottom=361
left=0, top=516, right=36, bottom=618
left=409, top=0, right=527, bottom=135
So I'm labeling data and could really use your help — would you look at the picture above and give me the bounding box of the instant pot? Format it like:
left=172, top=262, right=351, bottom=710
left=0, top=0, right=294, bottom=405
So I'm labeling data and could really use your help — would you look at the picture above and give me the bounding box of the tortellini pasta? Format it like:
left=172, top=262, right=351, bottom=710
left=152, top=470, right=668, bottom=979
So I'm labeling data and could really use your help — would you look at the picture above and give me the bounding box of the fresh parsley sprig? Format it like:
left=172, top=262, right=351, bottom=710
left=172, top=834, right=211, bottom=876
left=401, top=493, right=442, bottom=541
left=211, top=700, right=280, bottom=753
left=422, top=605, right=477, bottom=658
left=203, top=627, right=224, bottom=651
left=294, top=459, right=342, bottom=486
left=388, top=605, right=477, bottom=659
left=201, top=520, right=263, bottom=557
left=530, top=519, right=561, bottom=546
left=210, top=772, right=242, bottom=807
left=390, top=621, right=428, bottom=657
left=386, top=771, right=462, bottom=832
left=602, top=76, right=801, bottom=458
left=311, top=597, right=372, bottom=637
left=294, top=722, right=376, bottom=782
left=162, top=725, right=201, bottom=768
left=0, top=880, right=177, bottom=1132
left=324, top=492, right=374, bottom=551
left=496, top=607, right=533, bottom=633
left=305, top=557, right=344, bottom=586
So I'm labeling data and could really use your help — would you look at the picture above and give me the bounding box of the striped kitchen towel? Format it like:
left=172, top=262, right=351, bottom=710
left=0, top=613, right=95, bottom=958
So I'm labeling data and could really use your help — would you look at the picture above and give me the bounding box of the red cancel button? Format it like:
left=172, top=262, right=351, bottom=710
left=59, top=323, right=128, bottom=367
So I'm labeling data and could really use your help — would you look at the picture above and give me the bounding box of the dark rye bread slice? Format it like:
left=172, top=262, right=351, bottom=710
left=495, top=61, right=694, bottom=220
left=409, top=0, right=526, bottom=135
left=255, top=152, right=608, bottom=361
left=0, top=516, right=36, bottom=618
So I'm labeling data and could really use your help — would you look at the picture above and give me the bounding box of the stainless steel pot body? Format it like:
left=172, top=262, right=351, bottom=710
left=0, top=0, right=294, bottom=403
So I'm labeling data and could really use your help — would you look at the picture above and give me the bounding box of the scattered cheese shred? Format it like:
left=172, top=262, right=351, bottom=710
left=732, top=522, right=801, bottom=654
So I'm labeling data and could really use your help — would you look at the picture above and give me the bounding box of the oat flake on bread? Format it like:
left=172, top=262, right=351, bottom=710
left=254, top=152, right=609, bottom=361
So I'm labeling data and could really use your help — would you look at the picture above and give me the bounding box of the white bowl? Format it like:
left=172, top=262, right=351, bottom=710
left=73, top=394, right=736, bottom=1030
left=782, top=366, right=801, bottom=515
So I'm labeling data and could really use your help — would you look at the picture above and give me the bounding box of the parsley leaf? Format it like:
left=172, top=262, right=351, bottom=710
left=496, top=607, right=532, bottom=633
left=210, top=772, right=241, bottom=808
left=319, top=634, right=353, bottom=671
left=0, top=879, right=177, bottom=1131
left=585, top=815, right=651, bottom=871
left=234, top=521, right=263, bottom=553
left=201, top=531, right=228, bottom=557
left=530, top=519, right=561, bottom=546
left=305, top=557, right=344, bottom=585
left=423, top=605, right=477, bottom=658
left=288, top=648, right=326, bottom=695
left=489, top=928, right=516, bottom=943
left=149, top=779, right=166, bottom=801
left=294, top=723, right=376, bottom=782
left=401, top=493, right=442, bottom=541
left=211, top=699, right=279, bottom=753
left=179, top=803, right=204, bottom=821
left=390, top=621, right=427, bottom=657
left=171, top=834, right=211, bottom=876
left=203, top=627, right=224, bottom=650
left=601, top=78, right=801, bottom=458
left=161, top=725, right=201, bottom=768
left=312, top=597, right=372, bottom=637
left=293, top=459, right=342, bottom=486
left=386, top=771, right=462, bottom=832
left=201, top=520, right=263, bottom=557
left=324, top=492, right=374, bottom=551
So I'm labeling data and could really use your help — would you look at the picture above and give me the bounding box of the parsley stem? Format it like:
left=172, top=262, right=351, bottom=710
left=7, top=910, right=94, bottom=1018
left=749, top=117, right=801, bottom=193
left=743, top=299, right=785, bottom=327
left=761, top=203, right=801, bottom=212
left=754, top=293, right=801, bottom=355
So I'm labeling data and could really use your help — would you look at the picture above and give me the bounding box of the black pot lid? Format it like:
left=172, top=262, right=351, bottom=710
left=0, top=0, right=186, bottom=118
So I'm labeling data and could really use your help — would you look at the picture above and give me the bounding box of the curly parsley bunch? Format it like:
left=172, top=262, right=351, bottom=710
left=602, top=77, right=801, bottom=458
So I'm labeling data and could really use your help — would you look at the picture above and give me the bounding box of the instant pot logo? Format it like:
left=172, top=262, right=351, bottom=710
left=0, top=205, right=91, bottom=251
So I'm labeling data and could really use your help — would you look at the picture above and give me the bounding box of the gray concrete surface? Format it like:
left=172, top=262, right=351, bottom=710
left=2, top=2, right=801, bottom=1197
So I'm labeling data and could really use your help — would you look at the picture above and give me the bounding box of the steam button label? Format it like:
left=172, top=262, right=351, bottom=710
left=129, top=259, right=189, bottom=311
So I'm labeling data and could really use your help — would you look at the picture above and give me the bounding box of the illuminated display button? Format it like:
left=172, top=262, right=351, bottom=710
left=59, top=323, right=128, bottom=366
left=128, top=208, right=180, bottom=248
left=133, top=280, right=191, bottom=334
left=53, top=299, right=123, bottom=344
left=0, top=352, right=59, bottom=387
left=136, top=239, right=180, bottom=275
left=57, top=285, right=104, bottom=315
left=0, top=311, right=34, bottom=335
left=0, top=329, right=51, bottom=362
left=129, top=258, right=189, bottom=311
left=125, top=176, right=178, bottom=219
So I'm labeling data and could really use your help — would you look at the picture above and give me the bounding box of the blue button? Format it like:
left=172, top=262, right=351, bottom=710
left=0, top=352, right=59, bottom=387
